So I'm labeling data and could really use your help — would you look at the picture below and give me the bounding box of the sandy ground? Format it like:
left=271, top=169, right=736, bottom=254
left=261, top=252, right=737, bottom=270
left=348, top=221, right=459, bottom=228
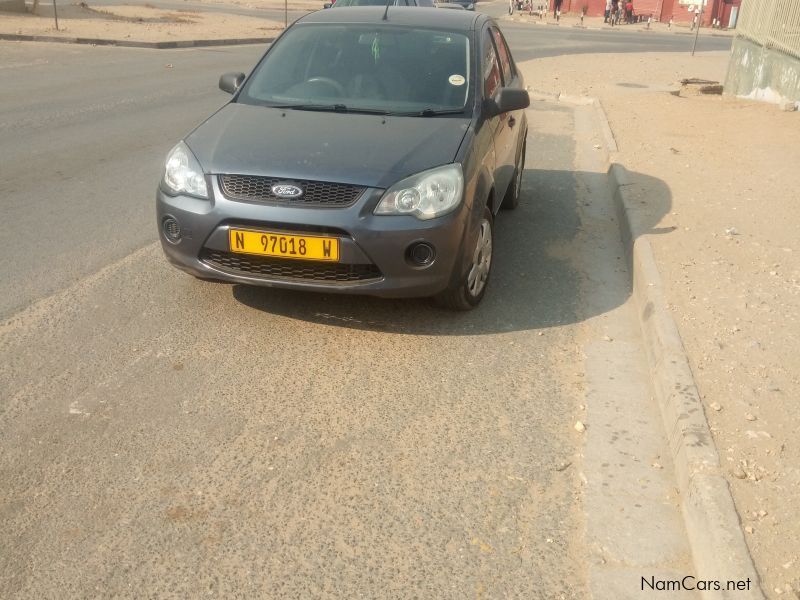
left=520, top=51, right=800, bottom=598
left=0, top=4, right=282, bottom=40
left=188, top=0, right=322, bottom=11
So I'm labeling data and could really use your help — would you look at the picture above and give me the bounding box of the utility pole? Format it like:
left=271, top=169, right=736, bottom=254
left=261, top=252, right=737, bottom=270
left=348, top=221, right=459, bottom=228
left=52, top=0, right=59, bottom=30
left=284, top=0, right=288, bottom=28
left=691, top=0, right=704, bottom=56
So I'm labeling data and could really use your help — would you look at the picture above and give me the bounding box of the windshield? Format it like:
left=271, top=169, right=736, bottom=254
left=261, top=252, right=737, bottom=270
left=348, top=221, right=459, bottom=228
left=238, top=24, right=471, bottom=115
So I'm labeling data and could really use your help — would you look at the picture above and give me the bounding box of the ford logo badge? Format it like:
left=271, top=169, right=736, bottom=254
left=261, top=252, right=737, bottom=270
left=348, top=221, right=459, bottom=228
left=271, top=183, right=304, bottom=199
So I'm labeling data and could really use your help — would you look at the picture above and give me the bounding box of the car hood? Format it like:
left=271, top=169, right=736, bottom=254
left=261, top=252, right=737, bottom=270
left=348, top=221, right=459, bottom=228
left=186, top=103, right=471, bottom=190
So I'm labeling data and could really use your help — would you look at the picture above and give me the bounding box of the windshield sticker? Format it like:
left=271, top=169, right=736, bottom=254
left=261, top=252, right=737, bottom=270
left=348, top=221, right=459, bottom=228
left=448, top=74, right=466, bottom=86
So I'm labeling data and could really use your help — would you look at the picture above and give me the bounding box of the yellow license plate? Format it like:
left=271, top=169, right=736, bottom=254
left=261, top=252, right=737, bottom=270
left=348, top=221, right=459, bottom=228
left=229, top=229, right=339, bottom=261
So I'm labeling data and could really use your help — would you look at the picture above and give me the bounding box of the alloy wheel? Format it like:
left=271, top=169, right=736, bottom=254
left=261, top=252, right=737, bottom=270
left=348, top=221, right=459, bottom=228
left=466, top=218, right=493, bottom=297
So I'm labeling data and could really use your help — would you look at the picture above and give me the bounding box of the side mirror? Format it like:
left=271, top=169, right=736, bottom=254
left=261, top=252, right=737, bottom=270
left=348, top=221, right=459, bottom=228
left=485, top=87, right=530, bottom=117
left=219, top=72, right=246, bottom=95
left=323, top=2, right=332, bottom=7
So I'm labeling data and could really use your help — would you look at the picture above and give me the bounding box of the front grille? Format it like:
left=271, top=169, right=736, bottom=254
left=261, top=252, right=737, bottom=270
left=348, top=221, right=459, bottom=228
left=219, top=175, right=365, bottom=207
left=200, top=250, right=383, bottom=283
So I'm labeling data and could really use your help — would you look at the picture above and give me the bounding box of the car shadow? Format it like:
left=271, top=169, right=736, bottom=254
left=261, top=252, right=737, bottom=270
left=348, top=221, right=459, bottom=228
left=231, top=167, right=671, bottom=336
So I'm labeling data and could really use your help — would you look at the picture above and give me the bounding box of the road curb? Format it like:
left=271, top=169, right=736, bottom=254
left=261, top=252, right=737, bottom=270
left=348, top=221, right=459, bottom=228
left=607, top=164, right=764, bottom=599
left=0, top=33, right=275, bottom=48
left=533, top=86, right=764, bottom=597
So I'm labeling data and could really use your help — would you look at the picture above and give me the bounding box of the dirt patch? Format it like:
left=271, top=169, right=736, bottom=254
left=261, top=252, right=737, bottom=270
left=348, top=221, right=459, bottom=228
left=76, top=2, right=196, bottom=23
left=0, top=3, right=282, bottom=41
left=189, top=0, right=322, bottom=11
left=519, top=51, right=800, bottom=598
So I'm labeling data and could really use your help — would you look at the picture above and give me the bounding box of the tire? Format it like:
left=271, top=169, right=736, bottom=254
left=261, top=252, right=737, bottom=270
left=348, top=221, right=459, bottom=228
left=501, top=139, right=526, bottom=210
left=435, top=207, right=494, bottom=311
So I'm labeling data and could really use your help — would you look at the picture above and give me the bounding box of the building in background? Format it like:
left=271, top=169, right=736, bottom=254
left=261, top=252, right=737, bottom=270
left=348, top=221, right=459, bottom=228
left=724, top=0, right=800, bottom=107
left=547, top=0, right=742, bottom=27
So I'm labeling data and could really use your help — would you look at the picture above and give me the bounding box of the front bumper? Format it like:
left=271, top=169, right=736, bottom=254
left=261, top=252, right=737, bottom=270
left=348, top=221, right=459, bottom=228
left=156, top=176, right=470, bottom=298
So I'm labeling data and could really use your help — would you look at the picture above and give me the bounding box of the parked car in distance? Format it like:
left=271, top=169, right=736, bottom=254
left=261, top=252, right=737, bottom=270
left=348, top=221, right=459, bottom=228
left=325, top=0, right=434, bottom=8
left=438, top=0, right=475, bottom=9
left=157, top=7, right=529, bottom=310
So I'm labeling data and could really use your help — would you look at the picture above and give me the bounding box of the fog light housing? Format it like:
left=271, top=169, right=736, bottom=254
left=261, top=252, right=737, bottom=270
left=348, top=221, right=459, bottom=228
left=407, top=242, right=435, bottom=267
left=162, top=216, right=181, bottom=244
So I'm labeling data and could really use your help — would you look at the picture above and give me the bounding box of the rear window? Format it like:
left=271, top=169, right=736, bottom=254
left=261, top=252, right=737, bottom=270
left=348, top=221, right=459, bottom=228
left=238, top=24, right=472, bottom=114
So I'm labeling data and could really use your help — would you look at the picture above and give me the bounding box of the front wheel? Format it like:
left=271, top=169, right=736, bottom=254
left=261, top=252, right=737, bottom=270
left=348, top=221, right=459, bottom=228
left=435, top=207, right=494, bottom=311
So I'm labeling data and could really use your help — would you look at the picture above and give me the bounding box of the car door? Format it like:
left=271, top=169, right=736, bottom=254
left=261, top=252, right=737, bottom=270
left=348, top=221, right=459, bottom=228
left=487, top=25, right=522, bottom=202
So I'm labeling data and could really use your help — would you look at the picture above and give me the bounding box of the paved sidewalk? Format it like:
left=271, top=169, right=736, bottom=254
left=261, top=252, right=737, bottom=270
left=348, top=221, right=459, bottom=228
left=519, top=51, right=799, bottom=599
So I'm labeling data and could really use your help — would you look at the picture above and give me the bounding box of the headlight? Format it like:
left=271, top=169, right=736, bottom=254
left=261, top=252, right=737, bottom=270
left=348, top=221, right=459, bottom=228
left=163, top=141, right=208, bottom=198
left=374, top=164, right=463, bottom=220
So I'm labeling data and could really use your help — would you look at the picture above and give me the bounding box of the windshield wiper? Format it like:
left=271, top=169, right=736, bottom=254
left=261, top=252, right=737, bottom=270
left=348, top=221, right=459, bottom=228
left=267, top=104, right=465, bottom=117
left=270, top=103, right=390, bottom=115
left=396, top=108, right=467, bottom=117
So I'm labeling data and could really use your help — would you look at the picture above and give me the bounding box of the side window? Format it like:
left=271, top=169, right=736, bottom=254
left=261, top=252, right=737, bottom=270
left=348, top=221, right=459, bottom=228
left=491, top=27, right=514, bottom=84
left=482, top=30, right=501, bottom=100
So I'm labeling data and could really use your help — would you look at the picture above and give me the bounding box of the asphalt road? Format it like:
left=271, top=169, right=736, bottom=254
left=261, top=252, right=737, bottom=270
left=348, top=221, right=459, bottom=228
left=0, top=23, right=729, bottom=320
left=0, top=22, right=716, bottom=597
left=34, top=0, right=733, bottom=57
left=0, top=44, right=258, bottom=319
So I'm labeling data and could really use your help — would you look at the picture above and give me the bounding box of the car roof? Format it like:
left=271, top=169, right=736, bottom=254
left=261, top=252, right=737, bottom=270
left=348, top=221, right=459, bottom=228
left=298, top=6, right=485, bottom=30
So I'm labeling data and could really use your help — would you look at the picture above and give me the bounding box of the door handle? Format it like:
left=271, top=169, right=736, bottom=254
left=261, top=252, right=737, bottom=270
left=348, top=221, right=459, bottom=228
left=508, top=115, right=516, bottom=128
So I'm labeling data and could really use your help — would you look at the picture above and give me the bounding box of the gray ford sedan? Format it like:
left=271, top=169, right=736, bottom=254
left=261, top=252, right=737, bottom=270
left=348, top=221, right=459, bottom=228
left=157, top=7, right=529, bottom=309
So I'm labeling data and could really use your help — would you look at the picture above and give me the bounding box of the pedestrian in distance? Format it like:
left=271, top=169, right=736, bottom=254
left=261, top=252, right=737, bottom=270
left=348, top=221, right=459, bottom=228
left=553, top=0, right=563, bottom=21
left=690, top=5, right=700, bottom=30
left=625, top=0, right=633, bottom=23
left=604, top=0, right=611, bottom=23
